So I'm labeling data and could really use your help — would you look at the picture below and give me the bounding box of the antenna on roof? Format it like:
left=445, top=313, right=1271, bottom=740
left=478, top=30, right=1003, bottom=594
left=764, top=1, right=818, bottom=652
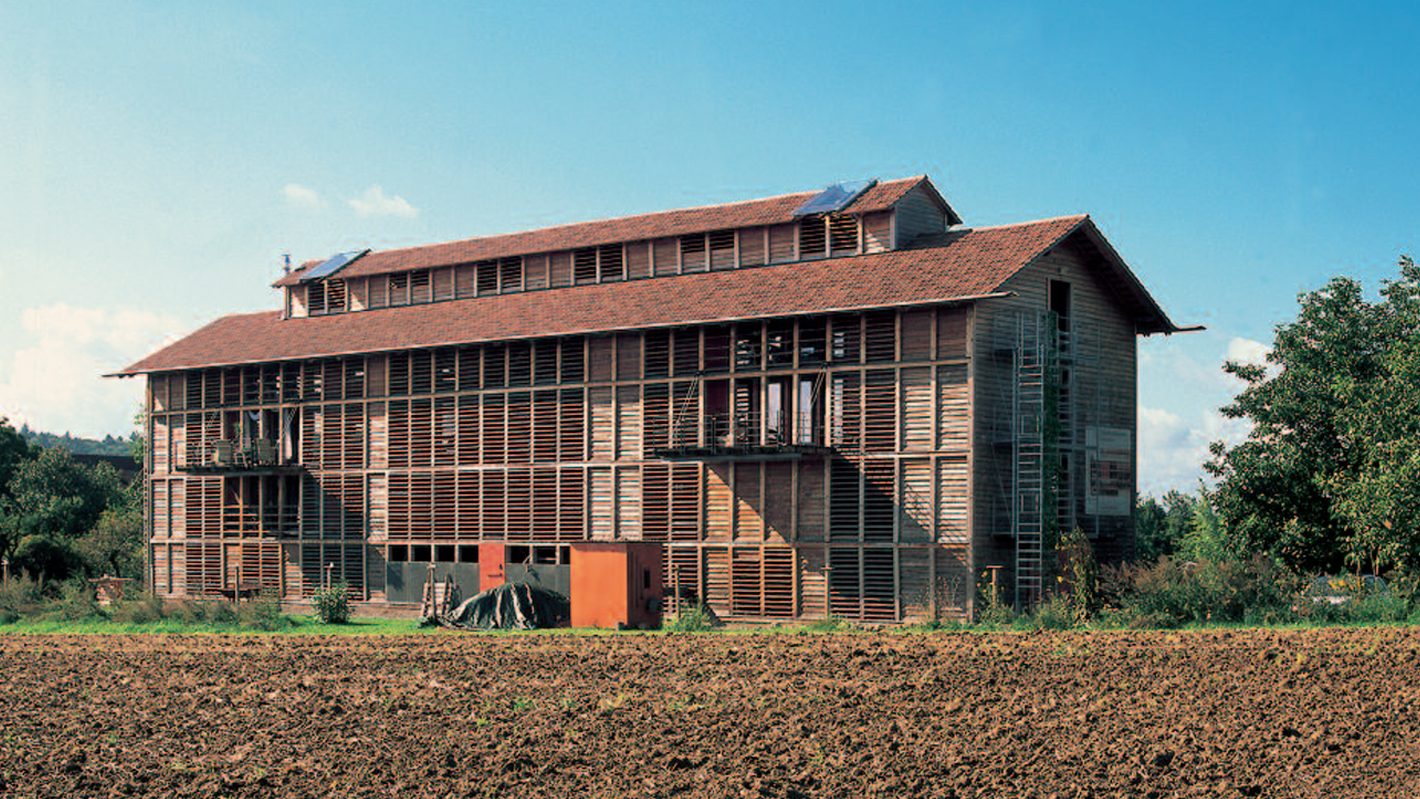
left=282, top=253, right=292, bottom=275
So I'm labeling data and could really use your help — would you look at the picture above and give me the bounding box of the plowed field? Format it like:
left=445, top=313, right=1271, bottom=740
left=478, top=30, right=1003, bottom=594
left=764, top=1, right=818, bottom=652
left=2, top=627, right=1418, bottom=797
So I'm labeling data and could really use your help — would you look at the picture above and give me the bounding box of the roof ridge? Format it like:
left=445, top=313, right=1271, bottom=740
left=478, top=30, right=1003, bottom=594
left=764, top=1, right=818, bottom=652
left=274, top=176, right=930, bottom=286
left=955, top=214, right=1088, bottom=233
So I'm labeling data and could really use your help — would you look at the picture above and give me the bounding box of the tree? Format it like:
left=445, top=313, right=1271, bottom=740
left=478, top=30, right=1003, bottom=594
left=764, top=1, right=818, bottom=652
left=1134, top=490, right=1197, bottom=562
left=1207, top=256, right=1420, bottom=574
left=0, top=418, right=40, bottom=579
left=4, top=447, right=123, bottom=582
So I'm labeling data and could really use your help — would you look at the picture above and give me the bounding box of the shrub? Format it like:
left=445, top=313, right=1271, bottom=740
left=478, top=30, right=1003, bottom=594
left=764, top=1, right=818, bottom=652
left=110, top=591, right=166, bottom=624
left=1100, top=555, right=1298, bottom=628
left=312, top=581, right=351, bottom=624
left=663, top=602, right=715, bottom=632
left=1023, top=594, right=1077, bottom=631
left=43, top=578, right=102, bottom=622
left=238, top=594, right=288, bottom=631
left=1060, top=526, right=1100, bottom=622
left=0, top=574, right=43, bottom=623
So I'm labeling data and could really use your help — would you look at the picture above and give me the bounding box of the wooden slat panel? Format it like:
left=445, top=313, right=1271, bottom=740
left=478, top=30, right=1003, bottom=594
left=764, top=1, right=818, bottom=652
left=862, top=210, right=892, bottom=254
left=705, top=464, right=732, bottom=542
left=797, top=463, right=824, bottom=542
left=862, top=548, right=897, bottom=622
left=938, top=307, right=969, bottom=360
left=763, top=462, right=792, bottom=543
left=532, top=467, right=558, bottom=541
left=899, top=548, right=932, bottom=621
left=902, top=366, right=933, bottom=451
left=506, top=468, right=531, bottom=539
left=652, top=238, right=678, bottom=276
left=862, top=460, right=895, bottom=543
left=937, top=457, right=970, bottom=544
left=731, top=547, right=761, bottom=616
left=456, top=471, right=479, bottom=540
left=616, top=466, right=640, bottom=540
left=432, top=267, right=455, bottom=301
left=738, top=227, right=765, bottom=267
left=733, top=463, right=763, bottom=542
left=589, top=466, right=614, bottom=541
left=589, top=387, right=614, bottom=461
left=704, top=546, right=730, bottom=616
left=670, top=464, right=701, bottom=542
left=937, top=363, right=969, bottom=451
left=768, top=224, right=795, bottom=264
left=588, top=335, right=614, bottom=382
left=625, top=241, right=651, bottom=279
left=559, top=388, right=586, bottom=461
left=763, top=546, right=795, bottom=618
left=367, top=473, right=387, bottom=543
left=549, top=251, right=572, bottom=288
left=901, top=309, right=933, bottom=362
left=616, top=385, right=640, bottom=460
left=798, top=546, right=826, bottom=618
left=935, top=544, right=971, bottom=616
left=557, top=467, right=586, bottom=541
left=863, top=369, right=896, bottom=452
left=524, top=254, right=549, bottom=291
left=153, top=545, right=170, bottom=595
left=900, top=458, right=933, bottom=543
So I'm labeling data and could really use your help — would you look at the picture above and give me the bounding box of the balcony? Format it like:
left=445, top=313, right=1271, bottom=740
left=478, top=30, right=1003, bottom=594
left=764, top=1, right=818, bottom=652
left=177, top=439, right=304, bottom=474
left=652, top=411, right=831, bottom=461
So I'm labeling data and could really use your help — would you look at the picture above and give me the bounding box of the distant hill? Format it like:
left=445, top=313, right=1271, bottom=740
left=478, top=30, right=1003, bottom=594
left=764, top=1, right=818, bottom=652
left=20, top=426, right=140, bottom=457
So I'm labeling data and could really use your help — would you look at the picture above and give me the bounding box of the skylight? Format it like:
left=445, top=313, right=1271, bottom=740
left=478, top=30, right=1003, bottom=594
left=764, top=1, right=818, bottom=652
left=300, top=249, right=369, bottom=283
left=792, top=178, right=878, bottom=217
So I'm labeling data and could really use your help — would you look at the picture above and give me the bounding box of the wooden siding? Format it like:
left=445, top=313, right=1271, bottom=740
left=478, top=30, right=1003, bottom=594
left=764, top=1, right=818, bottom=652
left=892, top=186, right=948, bottom=247
left=145, top=287, right=1138, bottom=624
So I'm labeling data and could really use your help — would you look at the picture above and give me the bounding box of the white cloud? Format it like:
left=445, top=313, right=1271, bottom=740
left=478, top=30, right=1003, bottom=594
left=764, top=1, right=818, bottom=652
left=0, top=304, right=184, bottom=437
left=283, top=183, right=323, bottom=212
left=349, top=185, right=419, bottom=218
left=1226, top=336, right=1269, bottom=365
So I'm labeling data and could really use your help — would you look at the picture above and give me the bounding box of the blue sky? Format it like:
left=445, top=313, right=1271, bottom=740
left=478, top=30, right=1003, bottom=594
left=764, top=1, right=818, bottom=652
left=3, top=1, right=1418, bottom=495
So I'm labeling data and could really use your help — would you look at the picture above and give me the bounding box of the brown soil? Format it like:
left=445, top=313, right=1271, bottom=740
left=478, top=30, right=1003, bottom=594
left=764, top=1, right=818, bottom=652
left=1, top=627, right=1418, bottom=798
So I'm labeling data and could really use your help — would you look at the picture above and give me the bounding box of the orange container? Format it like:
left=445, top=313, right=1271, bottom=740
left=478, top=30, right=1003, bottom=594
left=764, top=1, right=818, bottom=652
left=569, top=542, right=663, bottom=629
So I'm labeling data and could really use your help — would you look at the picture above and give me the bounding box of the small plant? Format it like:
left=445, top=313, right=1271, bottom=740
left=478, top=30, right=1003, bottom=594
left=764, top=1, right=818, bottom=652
left=312, top=581, right=351, bottom=624
left=110, top=590, right=166, bottom=624
left=663, top=602, right=714, bottom=632
left=0, top=574, right=42, bottom=623
left=43, top=578, right=102, bottom=622
left=801, top=615, right=855, bottom=633
left=238, top=593, right=288, bottom=631
left=1060, top=526, right=1100, bottom=622
left=1023, top=594, right=1076, bottom=631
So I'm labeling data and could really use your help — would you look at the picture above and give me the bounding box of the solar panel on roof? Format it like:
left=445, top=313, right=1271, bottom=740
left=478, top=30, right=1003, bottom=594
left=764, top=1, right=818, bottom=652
left=792, top=178, right=878, bottom=217
left=299, top=249, right=369, bottom=282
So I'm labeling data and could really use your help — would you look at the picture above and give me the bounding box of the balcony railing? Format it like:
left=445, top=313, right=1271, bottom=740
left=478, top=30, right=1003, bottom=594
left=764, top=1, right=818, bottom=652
left=178, top=439, right=301, bottom=473
left=651, top=411, right=830, bottom=460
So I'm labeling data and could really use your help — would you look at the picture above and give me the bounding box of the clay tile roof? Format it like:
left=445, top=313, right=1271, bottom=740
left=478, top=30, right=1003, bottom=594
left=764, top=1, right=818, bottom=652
left=272, top=176, right=946, bottom=288
left=114, top=214, right=1188, bottom=377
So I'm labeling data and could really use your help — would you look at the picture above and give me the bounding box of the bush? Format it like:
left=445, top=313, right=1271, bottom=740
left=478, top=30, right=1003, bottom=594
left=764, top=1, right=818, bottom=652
left=0, top=574, right=43, bottom=623
left=43, top=578, right=102, bottom=622
left=312, top=581, right=351, bottom=624
left=110, top=590, right=165, bottom=624
left=238, top=594, right=288, bottom=631
left=663, top=602, right=715, bottom=632
left=1100, top=555, right=1299, bottom=628
left=1022, top=594, right=1077, bottom=631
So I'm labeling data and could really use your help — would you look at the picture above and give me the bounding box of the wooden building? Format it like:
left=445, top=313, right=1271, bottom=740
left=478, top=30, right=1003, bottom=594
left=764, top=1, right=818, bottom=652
left=113, top=176, right=1185, bottom=622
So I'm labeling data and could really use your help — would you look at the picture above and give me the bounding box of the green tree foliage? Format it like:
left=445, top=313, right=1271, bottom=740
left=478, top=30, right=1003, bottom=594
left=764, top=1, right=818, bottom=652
left=1207, top=256, right=1420, bottom=574
left=1134, top=490, right=1198, bottom=562
left=0, top=417, right=143, bottom=584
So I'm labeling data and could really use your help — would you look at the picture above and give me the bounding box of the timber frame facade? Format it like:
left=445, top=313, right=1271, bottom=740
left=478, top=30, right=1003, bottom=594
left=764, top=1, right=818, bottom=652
left=115, top=176, right=1186, bottom=622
